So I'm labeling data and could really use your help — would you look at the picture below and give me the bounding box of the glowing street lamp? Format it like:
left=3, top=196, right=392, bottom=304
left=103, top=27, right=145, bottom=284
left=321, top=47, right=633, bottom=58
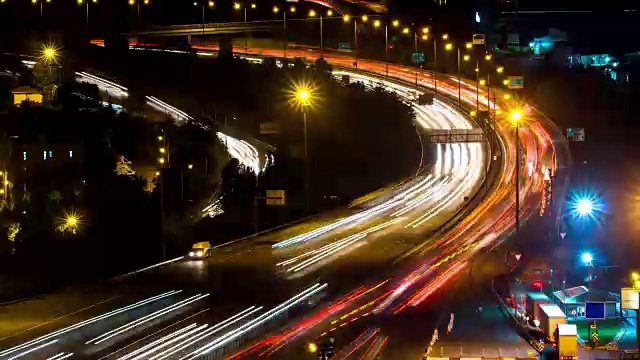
left=421, top=27, right=429, bottom=34
left=361, top=15, right=368, bottom=22
left=445, top=43, right=453, bottom=51
left=272, top=5, right=278, bottom=13
left=392, top=19, right=400, bottom=27
left=307, top=343, right=318, bottom=353
left=503, top=93, right=511, bottom=100
left=289, top=5, right=296, bottom=12
left=511, top=109, right=523, bottom=233
left=479, top=79, right=486, bottom=86
left=402, top=27, right=410, bottom=35
left=233, top=2, right=240, bottom=10
left=308, top=9, right=316, bottom=17
left=41, top=44, right=59, bottom=65
left=327, top=9, right=333, bottom=16
left=343, top=14, right=350, bottom=22
left=485, top=54, right=492, bottom=61
left=442, top=33, right=448, bottom=40
left=496, top=66, right=504, bottom=74
left=503, top=79, right=509, bottom=86
left=291, top=83, right=315, bottom=213
left=465, top=42, right=472, bottom=49
left=373, top=19, right=381, bottom=28
left=581, top=252, right=594, bottom=265
left=463, top=54, right=471, bottom=61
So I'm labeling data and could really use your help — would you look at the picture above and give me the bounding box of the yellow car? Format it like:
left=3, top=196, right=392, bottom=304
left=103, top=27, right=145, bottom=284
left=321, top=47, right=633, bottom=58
left=188, top=241, right=212, bottom=259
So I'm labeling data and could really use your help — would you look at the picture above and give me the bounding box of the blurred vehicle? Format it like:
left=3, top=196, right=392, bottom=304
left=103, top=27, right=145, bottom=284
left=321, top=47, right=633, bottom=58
left=188, top=241, right=212, bottom=259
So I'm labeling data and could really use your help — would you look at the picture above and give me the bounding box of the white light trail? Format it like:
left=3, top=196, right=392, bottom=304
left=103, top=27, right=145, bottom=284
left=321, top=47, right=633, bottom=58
left=46, top=353, right=74, bottom=360
left=87, top=293, right=209, bottom=345
left=145, top=96, right=194, bottom=124
left=122, top=324, right=208, bottom=360
left=182, top=283, right=328, bottom=359
left=6, top=339, right=59, bottom=360
left=148, top=306, right=262, bottom=360
left=0, top=290, right=181, bottom=358
left=75, top=71, right=129, bottom=98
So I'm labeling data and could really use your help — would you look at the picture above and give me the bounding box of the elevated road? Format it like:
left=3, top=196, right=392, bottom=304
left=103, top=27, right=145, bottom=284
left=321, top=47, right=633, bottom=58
left=0, top=44, right=567, bottom=359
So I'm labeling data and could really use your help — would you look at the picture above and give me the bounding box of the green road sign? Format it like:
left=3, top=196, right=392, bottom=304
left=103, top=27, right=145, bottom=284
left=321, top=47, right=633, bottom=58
left=508, top=76, right=524, bottom=89
left=567, top=128, right=575, bottom=137
left=411, top=52, right=425, bottom=64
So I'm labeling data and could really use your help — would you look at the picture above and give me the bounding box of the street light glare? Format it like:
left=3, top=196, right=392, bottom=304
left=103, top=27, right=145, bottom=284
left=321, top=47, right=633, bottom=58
left=466, top=42, right=473, bottom=49
left=510, top=110, right=522, bottom=124
left=497, top=66, right=504, bottom=73
left=272, top=5, right=278, bottom=13
left=402, top=27, right=409, bottom=34
left=307, top=343, right=318, bottom=352
left=442, top=33, right=448, bottom=40
left=289, top=5, right=295, bottom=12
left=343, top=14, right=350, bottom=22
left=581, top=252, right=594, bottom=265
left=327, top=9, right=333, bottom=16
left=421, top=34, right=428, bottom=40
left=392, top=19, right=400, bottom=27
left=445, top=43, right=453, bottom=51
left=373, top=19, right=381, bottom=27
left=361, top=15, right=368, bottom=22
left=308, top=9, right=316, bottom=17
left=463, top=54, right=471, bottom=61
left=485, top=54, right=492, bottom=61
left=233, top=2, right=240, bottom=10
left=576, top=198, right=595, bottom=216
left=40, top=43, right=60, bottom=65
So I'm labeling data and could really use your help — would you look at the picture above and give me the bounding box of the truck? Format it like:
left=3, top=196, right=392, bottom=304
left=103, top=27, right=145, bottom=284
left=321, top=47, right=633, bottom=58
left=527, top=292, right=552, bottom=321
left=538, top=303, right=567, bottom=338
left=556, top=323, right=578, bottom=359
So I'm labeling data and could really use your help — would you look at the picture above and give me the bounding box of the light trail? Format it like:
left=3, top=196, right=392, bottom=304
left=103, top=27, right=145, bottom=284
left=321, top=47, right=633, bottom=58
left=182, top=283, right=328, bottom=359
left=147, top=306, right=263, bottom=360
left=86, top=293, right=209, bottom=345
left=46, top=352, right=74, bottom=360
left=6, top=339, right=59, bottom=360
left=215, top=132, right=260, bottom=173
left=0, top=290, right=181, bottom=358
left=74, top=71, right=129, bottom=98
left=145, top=95, right=194, bottom=123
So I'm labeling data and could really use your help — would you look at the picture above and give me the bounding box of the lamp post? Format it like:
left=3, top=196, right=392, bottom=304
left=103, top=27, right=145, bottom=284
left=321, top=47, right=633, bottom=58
left=297, top=89, right=311, bottom=213
left=129, top=0, right=149, bottom=22
left=510, top=110, right=523, bottom=234
left=194, top=1, right=214, bottom=32
left=77, top=0, right=97, bottom=31
left=234, top=2, right=255, bottom=53
left=33, top=0, right=51, bottom=18
left=308, top=10, right=324, bottom=56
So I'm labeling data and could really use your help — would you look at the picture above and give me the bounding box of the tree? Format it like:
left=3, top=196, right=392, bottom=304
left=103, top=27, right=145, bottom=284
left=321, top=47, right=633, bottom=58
left=114, top=155, right=136, bottom=177
left=31, top=63, right=58, bottom=101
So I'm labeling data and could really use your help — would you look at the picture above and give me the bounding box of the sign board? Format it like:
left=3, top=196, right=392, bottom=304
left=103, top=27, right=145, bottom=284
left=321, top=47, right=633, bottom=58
left=585, top=301, right=606, bottom=319
left=573, top=128, right=585, bottom=141
left=472, top=34, right=485, bottom=45
left=266, top=190, right=285, bottom=205
left=621, top=288, right=639, bottom=310
left=508, top=76, right=524, bottom=89
left=411, top=52, right=425, bottom=64
left=418, top=93, right=434, bottom=105
left=260, top=122, right=279, bottom=135
left=338, top=42, right=352, bottom=50
left=507, top=33, right=520, bottom=45
left=566, top=127, right=585, bottom=141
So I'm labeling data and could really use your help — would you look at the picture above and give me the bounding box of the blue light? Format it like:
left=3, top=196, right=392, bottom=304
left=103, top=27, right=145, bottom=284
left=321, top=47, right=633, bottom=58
left=569, top=190, right=604, bottom=221
left=475, top=12, right=480, bottom=23
left=581, top=252, right=593, bottom=265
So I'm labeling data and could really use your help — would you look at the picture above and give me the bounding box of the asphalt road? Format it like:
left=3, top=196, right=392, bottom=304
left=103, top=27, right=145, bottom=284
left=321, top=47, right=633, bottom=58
left=0, top=48, right=567, bottom=359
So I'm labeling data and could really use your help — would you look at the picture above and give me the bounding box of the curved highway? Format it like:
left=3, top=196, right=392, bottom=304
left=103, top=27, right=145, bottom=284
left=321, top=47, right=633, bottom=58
left=0, top=45, right=567, bottom=359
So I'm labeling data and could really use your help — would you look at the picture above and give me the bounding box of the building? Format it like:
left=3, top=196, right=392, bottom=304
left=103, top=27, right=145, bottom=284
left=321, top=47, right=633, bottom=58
left=11, top=87, right=42, bottom=106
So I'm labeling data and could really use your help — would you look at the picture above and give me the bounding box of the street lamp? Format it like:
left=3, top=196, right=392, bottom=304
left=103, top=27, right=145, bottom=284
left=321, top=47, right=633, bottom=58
left=497, top=66, right=504, bottom=74
left=193, top=0, right=214, bottom=30
left=291, top=84, right=315, bottom=213
left=466, top=42, right=473, bottom=49
left=581, top=252, right=594, bottom=265
left=485, top=54, right=492, bottom=61
left=510, top=110, right=523, bottom=233
left=392, top=19, right=400, bottom=27
left=77, top=0, right=97, bottom=29
left=442, top=33, right=449, bottom=40
left=33, top=0, right=51, bottom=17
left=361, top=15, right=368, bottom=22
left=129, top=0, right=149, bottom=20
left=308, top=10, right=325, bottom=54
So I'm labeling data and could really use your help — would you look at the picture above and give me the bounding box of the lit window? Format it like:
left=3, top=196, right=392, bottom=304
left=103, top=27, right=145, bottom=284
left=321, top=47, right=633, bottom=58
left=69, top=150, right=73, bottom=159
left=49, top=151, right=52, bottom=159
left=23, top=151, right=27, bottom=160
left=43, top=151, right=47, bottom=160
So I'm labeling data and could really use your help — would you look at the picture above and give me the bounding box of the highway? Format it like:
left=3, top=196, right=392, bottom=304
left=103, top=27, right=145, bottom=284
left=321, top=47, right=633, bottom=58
left=0, top=45, right=567, bottom=359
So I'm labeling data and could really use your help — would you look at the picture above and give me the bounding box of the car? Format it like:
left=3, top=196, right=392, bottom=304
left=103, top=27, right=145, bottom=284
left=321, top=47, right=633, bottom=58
left=188, top=241, right=212, bottom=259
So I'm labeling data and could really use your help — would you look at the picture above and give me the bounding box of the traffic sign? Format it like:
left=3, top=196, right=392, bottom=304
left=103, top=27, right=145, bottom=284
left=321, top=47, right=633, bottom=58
left=266, top=190, right=286, bottom=205
left=411, top=52, right=425, bottom=64
left=574, top=128, right=585, bottom=141
left=507, top=76, right=524, bottom=89
left=585, top=301, right=606, bottom=319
